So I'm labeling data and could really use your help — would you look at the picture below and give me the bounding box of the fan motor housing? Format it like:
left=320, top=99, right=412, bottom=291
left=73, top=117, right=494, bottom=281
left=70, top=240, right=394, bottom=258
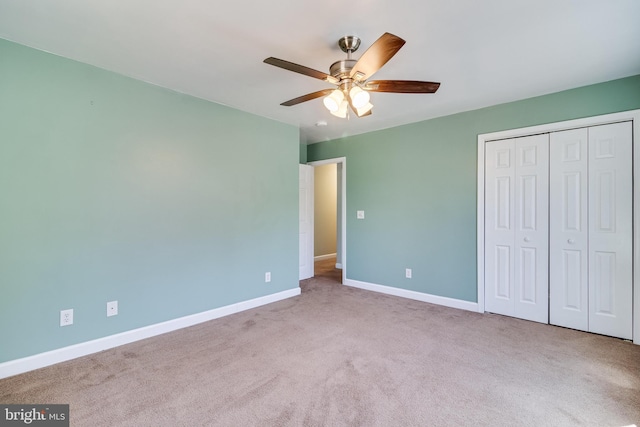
left=329, top=59, right=356, bottom=79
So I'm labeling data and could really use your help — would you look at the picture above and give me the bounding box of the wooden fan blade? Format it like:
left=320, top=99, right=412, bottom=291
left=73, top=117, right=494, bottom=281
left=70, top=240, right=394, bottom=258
left=364, top=80, right=440, bottom=93
left=280, top=89, right=335, bottom=107
left=264, top=57, right=339, bottom=84
left=349, top=33, right=406, bottom=81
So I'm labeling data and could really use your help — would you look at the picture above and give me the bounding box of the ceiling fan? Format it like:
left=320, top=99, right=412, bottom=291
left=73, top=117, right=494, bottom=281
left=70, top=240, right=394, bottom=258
left=264, top=32, right=440, bottom=119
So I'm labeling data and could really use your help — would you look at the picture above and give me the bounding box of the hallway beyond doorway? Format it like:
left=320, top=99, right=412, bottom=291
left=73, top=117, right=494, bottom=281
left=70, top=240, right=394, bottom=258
left=314, top=256, right=342, bottom=283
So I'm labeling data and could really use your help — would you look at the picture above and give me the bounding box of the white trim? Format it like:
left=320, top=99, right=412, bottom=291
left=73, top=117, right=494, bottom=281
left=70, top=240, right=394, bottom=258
left=477, top=109, right=640, bottom=345
left=477, top=137, right=486, bottom=315
left=314, top=253, right=337, bottom=261
left=634, top=113, right=640, bottom=345
left=335, top=263, right=343, bottom=269
left=308, top=157, right=347, bottom=284
left=0, top=287, right=301, bottom=379
left=299, top=164, right=314, bottom=280
left=478, top=112, right=637, bottom=142
left=308, top=157, right=346, bottom=167
left=344, top=279, right=479, bottom=312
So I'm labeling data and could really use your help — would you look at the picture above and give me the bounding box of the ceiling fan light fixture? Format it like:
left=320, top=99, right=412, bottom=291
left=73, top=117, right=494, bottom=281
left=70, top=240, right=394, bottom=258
left=323, top=89, right=345, bottom=112
left=349, top=86, right=370, bottom=108
left=355, top=102, right=373, bottom=116
left=330, top=99, right=348, bottom=118
left=264, top=33, right=440, bottom=121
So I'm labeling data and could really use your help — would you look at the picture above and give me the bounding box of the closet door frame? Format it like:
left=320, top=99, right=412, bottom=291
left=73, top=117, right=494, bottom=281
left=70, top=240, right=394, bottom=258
left=477, top=109, right=640, bottom=345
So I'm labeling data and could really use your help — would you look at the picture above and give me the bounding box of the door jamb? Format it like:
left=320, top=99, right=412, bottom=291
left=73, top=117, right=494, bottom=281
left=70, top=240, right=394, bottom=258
left=477, top=109, right=640, bottom=344
left=308, top=157, right=347, bottom=284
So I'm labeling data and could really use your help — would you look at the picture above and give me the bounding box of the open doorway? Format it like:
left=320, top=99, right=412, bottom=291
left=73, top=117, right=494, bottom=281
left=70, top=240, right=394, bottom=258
left=313, top=163, right=341, bottom=282
left=308, top=157, right=346, bottom=284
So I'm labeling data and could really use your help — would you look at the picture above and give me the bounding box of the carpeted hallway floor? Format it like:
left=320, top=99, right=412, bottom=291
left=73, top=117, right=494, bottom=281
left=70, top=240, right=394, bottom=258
left=1, top=262, right=639, bottom=426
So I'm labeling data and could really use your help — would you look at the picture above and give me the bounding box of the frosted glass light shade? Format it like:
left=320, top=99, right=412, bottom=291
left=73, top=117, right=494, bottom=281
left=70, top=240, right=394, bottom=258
left=330, top=100, right=348, bottom=118
left=355, top=102, right=373, bottom=116
left=349, top=86, right=370, bottom=108
left=323, top=89, right=345, bottom=112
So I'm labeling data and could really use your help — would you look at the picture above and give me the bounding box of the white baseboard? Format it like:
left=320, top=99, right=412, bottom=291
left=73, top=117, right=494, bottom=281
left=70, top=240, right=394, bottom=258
left=335, top=263, right=343, bottom=269
left=343, top=279, right=480, bottom=313
left=0, top=287, right=301, bottom=380
left=314, top=253, right=337, bottom=261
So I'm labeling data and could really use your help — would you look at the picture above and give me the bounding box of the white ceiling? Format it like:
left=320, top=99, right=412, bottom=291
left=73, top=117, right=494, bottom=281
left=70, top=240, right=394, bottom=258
left=1, top=0, right=639, bottom=144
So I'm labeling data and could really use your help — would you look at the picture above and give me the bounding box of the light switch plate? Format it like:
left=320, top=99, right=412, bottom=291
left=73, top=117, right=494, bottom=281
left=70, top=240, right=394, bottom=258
left=357, top=210, right=365, bottom=219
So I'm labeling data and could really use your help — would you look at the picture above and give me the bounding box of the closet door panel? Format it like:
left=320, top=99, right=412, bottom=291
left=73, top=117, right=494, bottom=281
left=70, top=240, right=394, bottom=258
left=514, top=134, right=549, bottom=323
left=550, top=129, right=589, bottom=331
left=485, top=139, right=516, bottom=316
left=588, top=122, right=632, bottom=339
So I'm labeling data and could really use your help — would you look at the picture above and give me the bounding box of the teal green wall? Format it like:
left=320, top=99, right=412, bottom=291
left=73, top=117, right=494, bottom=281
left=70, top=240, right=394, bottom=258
left=0, top=39, right=299, bottom=363
left=308, top=75, right=640, bottom=302
left=299, top=142, right=307, bottom=163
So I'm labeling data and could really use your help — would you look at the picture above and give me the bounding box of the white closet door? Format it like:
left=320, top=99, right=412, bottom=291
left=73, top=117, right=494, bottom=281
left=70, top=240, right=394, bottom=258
left=514, top=134, right=549, bottom=323
left=550, top=128, right=589, bottom=331
left=550, top=122, right=633, bottom=339
left=485, top=139, right=516, bottom=317
left=485, top=135, right=549, bottom=323
left=588, top=122, right=633, bottom=339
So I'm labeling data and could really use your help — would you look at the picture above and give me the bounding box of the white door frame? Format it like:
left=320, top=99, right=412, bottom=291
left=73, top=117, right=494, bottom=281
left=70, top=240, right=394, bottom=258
left=477, top=109, right=640, bottom=344
left=299, top=164, right=314, bottom=280
left=308, top=157, right=347, bottom=284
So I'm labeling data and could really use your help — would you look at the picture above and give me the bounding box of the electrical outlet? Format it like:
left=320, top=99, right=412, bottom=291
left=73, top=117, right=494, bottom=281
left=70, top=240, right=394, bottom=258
left=357, top=210, right=365, bottom=219
left=107, top=300, right=118, bottom=317
left=60, top=309, right=73, bottom=326
left=265, top=272, right=271, bottom=283
left=405, top=268, right=412, bottom=279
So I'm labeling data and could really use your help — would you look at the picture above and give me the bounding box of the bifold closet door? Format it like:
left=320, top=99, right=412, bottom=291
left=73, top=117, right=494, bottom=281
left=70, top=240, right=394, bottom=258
left=549, top=128, right=589, bottom=331
left=485, top=134, right=549, bottom=323
left=550, top=122, right=632, bottom=340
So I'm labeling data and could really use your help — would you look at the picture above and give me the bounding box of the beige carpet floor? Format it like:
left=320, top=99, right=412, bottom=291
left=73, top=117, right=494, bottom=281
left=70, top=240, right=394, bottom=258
left=1, top=265, right=639, bottom=426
